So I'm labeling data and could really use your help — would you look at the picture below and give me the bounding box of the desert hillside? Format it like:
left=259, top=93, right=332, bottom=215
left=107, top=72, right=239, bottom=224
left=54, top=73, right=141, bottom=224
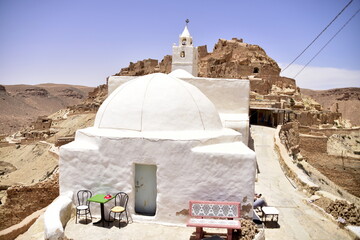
left=0, top=83, right=94, bottom=135
left=301, top=88, right=360, bottom=126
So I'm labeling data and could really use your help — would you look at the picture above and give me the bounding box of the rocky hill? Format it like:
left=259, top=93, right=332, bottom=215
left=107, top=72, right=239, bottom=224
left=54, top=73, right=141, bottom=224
left=116, top=38, right=297, bottom=96
left=0, top=84, right=94, bottom=135
left=301, top=88, right=360, bottom=126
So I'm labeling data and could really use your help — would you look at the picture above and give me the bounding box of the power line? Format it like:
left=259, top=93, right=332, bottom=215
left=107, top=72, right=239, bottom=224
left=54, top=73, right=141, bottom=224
left=281, top=0, right=354, bottom=73
left=294, top=8, right=360, bottom=78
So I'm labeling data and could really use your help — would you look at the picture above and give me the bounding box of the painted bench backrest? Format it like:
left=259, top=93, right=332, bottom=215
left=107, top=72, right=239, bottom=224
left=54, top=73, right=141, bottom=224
left=189, top=200, right=241, bottom=219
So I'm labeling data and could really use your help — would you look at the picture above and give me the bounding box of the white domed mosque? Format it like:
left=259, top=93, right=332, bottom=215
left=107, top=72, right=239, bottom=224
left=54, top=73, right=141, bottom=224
left=59, top=23, right=256, bottom=224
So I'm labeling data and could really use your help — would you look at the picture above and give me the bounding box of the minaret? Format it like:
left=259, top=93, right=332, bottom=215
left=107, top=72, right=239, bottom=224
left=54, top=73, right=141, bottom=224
left=171, top=19, right=198, bottom=76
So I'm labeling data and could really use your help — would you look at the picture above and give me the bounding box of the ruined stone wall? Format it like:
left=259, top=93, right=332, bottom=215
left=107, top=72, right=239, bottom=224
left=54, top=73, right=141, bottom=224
left=33, top=116, right=52, bottom=130
left=300, top=135, right=328, bottom=154
left=197, top=45, right=208, bottom=58
left=198, top=38, right=281, bottom=80
left=0, top=173, right=59, bottom=231
left=299, top=126, right=360, bottom=137
left=295, top=111, right=342, bottom=126
left=158, top=55, right=172, bottom=74
left=114, top=38, right=291, bottom=97
left=279, top=122, right=300, bottom=156
left=249, top=79, right=271, bottom=95
left=118, top=58, right=159, bottom=76
left=267, top=76, right=297, bottom=90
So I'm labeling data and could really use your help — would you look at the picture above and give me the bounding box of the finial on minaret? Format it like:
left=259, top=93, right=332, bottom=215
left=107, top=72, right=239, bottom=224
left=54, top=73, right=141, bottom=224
left=185, top=19, right=189, bottom=26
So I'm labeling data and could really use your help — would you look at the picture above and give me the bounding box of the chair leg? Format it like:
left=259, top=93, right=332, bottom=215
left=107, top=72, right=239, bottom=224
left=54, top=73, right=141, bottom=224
left=118, top=213, right=121, bottom=228
left=125, top=210, right=128, bottom=224
left=75, top=210, right=78, bottom=224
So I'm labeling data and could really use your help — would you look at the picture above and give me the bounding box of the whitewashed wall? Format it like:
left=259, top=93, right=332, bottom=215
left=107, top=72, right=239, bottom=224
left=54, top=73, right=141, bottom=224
left=59, top=127, right=256, bottom=224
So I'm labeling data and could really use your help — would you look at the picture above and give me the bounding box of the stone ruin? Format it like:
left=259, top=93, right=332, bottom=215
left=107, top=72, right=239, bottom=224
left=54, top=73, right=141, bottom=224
left=68, top=84, right=108, bottom=115
left=114, top=37, right=343, bottom=130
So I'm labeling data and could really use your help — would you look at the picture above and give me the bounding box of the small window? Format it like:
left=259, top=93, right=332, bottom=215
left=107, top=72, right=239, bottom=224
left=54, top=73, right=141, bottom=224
left=180, top=51, right=185, bottom=58
left=253, top=67, right=259, bottom=73
left=182, top=38, right=186, bottom=45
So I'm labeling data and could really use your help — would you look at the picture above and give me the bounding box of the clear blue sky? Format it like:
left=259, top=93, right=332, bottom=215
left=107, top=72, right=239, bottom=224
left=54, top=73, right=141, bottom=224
left=0, top=0, right=359, bottom=89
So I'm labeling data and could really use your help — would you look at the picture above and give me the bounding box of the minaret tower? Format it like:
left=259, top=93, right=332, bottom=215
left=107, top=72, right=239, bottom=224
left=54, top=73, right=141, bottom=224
left=171, top=19, right=198, bottom=76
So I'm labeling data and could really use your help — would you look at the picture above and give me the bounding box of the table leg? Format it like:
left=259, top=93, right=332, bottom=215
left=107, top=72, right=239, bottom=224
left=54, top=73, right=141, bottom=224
left=93, top=203, right=105, bottom=226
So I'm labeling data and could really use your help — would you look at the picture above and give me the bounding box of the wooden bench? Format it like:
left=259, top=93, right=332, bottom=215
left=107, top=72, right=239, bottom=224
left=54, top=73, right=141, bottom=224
left=187, top=200, right=241, bottom=240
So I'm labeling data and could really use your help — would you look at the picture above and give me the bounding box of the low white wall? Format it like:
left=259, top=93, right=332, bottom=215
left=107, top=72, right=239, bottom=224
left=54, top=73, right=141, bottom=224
left=44, top=191, right=73, bottom=240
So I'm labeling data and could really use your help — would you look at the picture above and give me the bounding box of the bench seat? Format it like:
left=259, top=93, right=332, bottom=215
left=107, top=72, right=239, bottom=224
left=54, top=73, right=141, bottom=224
left=187, top=218, right=241, bottom=229
left=187, top=200, right=241, bottom=240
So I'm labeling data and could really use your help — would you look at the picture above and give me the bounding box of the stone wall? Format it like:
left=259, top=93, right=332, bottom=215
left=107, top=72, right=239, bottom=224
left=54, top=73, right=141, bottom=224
left=294, top=111, right=342, bottom=126
left=118, top=58, right=159, bottom=76
left=299, top=135, right=328, bottom=154
left=0, top=173, right=59, bottom=231
left=279, top=122, right=300, bottom=156
left=299, top=126, right=360, bottom=137
left=114, top=38, right=294, bottom=97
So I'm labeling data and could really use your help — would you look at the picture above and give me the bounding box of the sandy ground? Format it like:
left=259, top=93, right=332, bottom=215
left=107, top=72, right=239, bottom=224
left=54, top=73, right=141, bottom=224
left=0, top=143, right=57, bottom=186
left=251, top=125, right=351, bottom=240
left=15, top=125, right=353, bottom=240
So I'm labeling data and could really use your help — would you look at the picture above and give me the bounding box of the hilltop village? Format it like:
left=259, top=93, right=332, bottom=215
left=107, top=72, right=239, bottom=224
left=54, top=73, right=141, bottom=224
left=0, top=25, right=359, bottom=240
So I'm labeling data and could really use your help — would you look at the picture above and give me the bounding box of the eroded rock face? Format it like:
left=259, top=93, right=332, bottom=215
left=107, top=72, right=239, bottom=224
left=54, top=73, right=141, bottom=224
left=327, top=133, right=360, bottom=159
left=117, top=58, right=160, bottom=76
left=58, top=88, right=84, bottom=99
left=198, top=38, right=281, bottom=79
left=16, top=87, right=49, bottom=98
left=115, top=38, right=296, bottom=96
left=0, top=85, right=7, bottom=94
left=302, top=88, right=360, bottom=126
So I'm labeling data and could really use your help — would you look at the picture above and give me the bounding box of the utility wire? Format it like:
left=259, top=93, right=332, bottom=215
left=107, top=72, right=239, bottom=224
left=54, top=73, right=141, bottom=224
left=281, top=0, right=354, bottom=73
left=294, top=8, right=360, bottom=78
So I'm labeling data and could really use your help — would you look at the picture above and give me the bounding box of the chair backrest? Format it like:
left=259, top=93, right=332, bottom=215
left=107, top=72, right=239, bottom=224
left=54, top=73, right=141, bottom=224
left=114, top=192, right=129, bottom=208
left=77, top=190, right=92, bottom=206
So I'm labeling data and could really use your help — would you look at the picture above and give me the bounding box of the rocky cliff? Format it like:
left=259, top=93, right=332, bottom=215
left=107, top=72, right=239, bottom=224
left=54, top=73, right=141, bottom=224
left=115, top=38, right=349, bottom=127
left=0, top=84, right=94, bottom=135
left=302, top=88, right=360, bottom=126
left=115, top=38, right=296, bottom=96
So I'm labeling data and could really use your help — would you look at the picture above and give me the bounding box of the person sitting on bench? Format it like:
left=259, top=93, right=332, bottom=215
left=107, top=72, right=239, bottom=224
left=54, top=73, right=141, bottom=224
left=254, top=193, right=267, bottom=209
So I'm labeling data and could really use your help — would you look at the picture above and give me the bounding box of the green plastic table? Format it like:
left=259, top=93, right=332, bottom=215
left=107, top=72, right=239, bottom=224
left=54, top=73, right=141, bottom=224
left=88, top=194, right=115, bottom=226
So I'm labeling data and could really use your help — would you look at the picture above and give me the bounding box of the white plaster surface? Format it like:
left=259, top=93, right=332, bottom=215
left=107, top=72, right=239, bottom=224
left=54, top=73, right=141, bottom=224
left=95, top=73, right=222, bottom=131
left=60, top=73, right=256, bottom=225
left=60, top=127, right=256, bottom=224
left=168, top=69, right=194, bottom=78
left=44, top=191, right=73, bottom=240
left=107, top=74, right=251, bottom=144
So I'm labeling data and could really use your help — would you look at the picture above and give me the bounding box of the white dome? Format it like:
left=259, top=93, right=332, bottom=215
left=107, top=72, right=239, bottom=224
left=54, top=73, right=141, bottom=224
left=169, top=69, right=194, bottom=78
left=94, top=73, right=223, bottom=131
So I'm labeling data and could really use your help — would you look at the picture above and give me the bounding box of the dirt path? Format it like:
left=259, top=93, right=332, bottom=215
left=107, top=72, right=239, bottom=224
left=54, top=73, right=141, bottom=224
left=251, top=125, right=351, bottom=240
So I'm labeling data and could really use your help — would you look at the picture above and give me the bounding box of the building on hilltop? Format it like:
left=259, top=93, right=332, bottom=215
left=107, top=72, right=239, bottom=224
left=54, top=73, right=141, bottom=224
left=59, top=23, right=257, bottom=224
left=109, top=24, right=251, bottom=143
